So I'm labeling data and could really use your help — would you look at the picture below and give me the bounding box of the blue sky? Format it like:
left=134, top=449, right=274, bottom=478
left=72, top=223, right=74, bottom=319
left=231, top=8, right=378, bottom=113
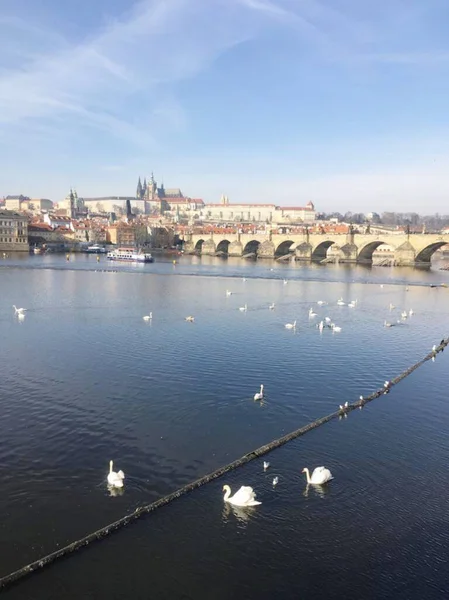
left=1, top=0, right=449, bottom=213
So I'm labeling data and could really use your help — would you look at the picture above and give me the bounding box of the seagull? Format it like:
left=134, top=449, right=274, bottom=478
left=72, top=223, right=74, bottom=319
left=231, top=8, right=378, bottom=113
left=409, top=309, right=414, bottom=316
left=185, top=316, right=195, bottom=322
left=226, top=290, right=232, bottom=296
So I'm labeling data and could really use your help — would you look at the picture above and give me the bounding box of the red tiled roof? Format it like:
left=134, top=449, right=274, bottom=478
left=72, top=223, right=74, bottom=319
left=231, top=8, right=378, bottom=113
left=278, top=206, right=315, bottom=211
left=205, top=203, right=276, bottom=208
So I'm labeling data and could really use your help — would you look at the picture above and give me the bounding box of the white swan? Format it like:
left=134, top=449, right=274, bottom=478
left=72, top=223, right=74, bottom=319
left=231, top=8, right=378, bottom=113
left=409, top=309, right=414, bottom=316
left=226, top=290, right=232, bottom=296
left=285, top=320, right=296, bottom=329
left=107, top=460, right=125, bottom=488
left=223, top=485, right=261, bottom=506
left=273, top=477, right=279, bottom=486
left=143, top=312, right=152, bottom=321
left=185, top=316, right=195, bottom=322
left=337, top=298, right=345, bottom=306
left=331, top=324, right=342, bottom=333
left=324, top=316, right=331, bottom=324
left=254, top=384, right=264, bottom=401
left=302, top=466, right=333, bottom=485
left=13, top=305, right=27, bottom=314
left=389, top=303, right=395, bottom=310
left=401, top=310, right=407, bottom=319
left=239, top=304, right=247, bottom=312
left=269, top=303, right=275, bottom=310
left=263, top=461, right=270, bottom=471
left=384, top=320, right=395, bottom=328
left=283, top=279, right=288, bottom=285
left=317, top=300, right=326, bottom=305
left=309, top=308, right=317, bottom=318
left=318, top=320, right=324, bottom=332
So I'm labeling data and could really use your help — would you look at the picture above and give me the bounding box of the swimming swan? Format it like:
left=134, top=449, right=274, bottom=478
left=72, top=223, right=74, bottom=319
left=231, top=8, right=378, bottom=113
left=285, top=320, right=296, bottom=329
left=107, top=460, right=125, bottom=488
left=254, top=384, right=264, bottom=401
left=223, top=485, right=261, bottom=506
left=143, top=312, right=152, bottom=321
left=239, top=304, right=248, bottom=312
left=13, top=305, right=27, bottom=314
left=302, top=466, right=333, bottom=485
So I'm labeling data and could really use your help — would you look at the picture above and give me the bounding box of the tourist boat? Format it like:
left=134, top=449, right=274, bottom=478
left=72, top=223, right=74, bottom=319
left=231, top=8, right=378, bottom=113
left=107, top=248, right=154, bottom=263
left=86, top=244, right=107, bottom=254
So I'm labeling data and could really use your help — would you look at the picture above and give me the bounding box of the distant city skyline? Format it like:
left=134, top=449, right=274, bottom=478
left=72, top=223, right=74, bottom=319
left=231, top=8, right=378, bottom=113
left=1, top=0, right=449, bottom=213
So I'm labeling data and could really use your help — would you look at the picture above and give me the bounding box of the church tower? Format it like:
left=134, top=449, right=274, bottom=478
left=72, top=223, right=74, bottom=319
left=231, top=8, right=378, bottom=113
left=136, top=177, right=143, bottom=199
left=69, top=188, right=76, bottom=218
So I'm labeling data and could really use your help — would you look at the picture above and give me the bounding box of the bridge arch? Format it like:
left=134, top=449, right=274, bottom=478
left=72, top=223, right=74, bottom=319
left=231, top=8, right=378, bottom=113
left=311, top=241, right=335, bottom=261
left=216, top=239, right=230, bottom=255
left=243, top=240, right=261, bottom=257
left=195, top=239, right=204, bottom=252
left=358, top=241, right=389, bottom=263
left=415, top=242, right=448, bottom=264
left=275, top=240, right=295, bottom=257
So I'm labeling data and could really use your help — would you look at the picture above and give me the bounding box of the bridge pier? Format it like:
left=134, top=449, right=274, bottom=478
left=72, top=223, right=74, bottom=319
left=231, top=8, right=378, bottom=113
left=202, top=239, right=216, bottom=255
left=394, top=241, right=416, bottom=267
left=258, top=240, right=275, bottom=259
left=184, top=241, right=195, bottom=254
left=228, top=241, right=243, bottom=257
left=295, top=242, right=312, bottom=261
left=338, top=243, right=358, bottom=263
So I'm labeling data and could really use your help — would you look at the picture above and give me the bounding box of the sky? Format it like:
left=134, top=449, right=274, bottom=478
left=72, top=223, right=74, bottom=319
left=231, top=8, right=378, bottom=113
left=1, top=0, right=449, bottom=213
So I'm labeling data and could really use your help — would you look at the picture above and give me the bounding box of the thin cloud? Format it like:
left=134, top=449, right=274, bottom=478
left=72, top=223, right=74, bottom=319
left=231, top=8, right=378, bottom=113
left=0, top=0, right=256, bottom=144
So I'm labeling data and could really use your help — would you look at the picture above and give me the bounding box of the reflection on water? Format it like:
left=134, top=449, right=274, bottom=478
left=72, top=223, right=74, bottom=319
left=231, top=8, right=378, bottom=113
left=303, top=483, right=331, bottom=499
left=1, top=254, right=449, bottom=599
left=107, top=484, right=125, bottom=498
left=222, top=502, right=256, bottom=525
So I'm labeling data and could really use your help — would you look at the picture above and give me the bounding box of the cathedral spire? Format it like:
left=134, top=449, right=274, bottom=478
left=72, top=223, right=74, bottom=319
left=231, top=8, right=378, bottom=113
left=136, top=176, right=143, bottom=199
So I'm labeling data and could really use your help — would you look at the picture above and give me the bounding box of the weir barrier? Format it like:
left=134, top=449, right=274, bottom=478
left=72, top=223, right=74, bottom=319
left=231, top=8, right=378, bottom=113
left=0, top=338, right=447, bottom=591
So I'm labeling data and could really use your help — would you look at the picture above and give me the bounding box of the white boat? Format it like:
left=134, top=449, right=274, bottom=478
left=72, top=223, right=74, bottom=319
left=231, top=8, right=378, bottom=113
left=107, top=248, right=154, bottom=263
left=86, top=244, right=107, bottom=254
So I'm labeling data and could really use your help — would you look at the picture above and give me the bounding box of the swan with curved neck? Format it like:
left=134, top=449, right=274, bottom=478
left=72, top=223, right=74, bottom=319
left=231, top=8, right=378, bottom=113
left=107, top=460, right=125, bottom=488
left=302, top=466, right=333, bottom=485
left=13, top=305, right=26, bottom=314
left=222, top=484, right=261, bottom=506
left=254, top=384, right=264, bottom=401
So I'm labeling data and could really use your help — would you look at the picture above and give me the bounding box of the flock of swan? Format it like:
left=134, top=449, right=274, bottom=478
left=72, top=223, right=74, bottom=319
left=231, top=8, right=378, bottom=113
left=11, top=279, right=432, bottom=506
left=222, top=463, right=333, bottom=507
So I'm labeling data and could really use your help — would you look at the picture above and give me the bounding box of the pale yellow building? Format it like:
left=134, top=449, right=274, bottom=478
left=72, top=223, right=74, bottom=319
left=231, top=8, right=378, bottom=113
left=0, top=210, right=29, bottom=251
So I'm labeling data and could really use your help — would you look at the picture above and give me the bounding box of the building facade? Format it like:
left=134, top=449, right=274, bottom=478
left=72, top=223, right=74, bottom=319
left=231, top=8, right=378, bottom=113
left=0, top=210, right=29, bottom=251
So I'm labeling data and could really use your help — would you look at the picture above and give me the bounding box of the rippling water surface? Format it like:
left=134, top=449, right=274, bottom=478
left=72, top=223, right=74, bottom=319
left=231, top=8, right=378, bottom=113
left=1, top=253, right=449, bottom=599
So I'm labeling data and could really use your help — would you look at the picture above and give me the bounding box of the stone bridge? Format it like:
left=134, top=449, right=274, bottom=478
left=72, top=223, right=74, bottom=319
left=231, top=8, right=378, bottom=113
left=181, top=231, right=449, bottom=266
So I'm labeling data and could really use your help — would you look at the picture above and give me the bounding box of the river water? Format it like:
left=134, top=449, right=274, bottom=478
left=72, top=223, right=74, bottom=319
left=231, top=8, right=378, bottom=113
left=1, top=253, right=449, bottom=599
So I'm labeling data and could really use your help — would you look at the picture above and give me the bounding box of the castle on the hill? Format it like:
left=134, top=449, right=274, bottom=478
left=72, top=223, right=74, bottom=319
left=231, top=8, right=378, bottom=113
left=136, top=173, right=184, bottom=204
